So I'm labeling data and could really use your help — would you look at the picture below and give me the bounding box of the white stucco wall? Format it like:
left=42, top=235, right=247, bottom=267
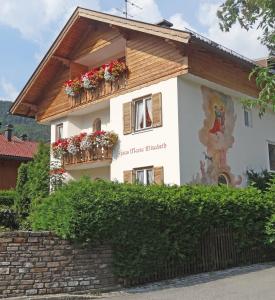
left=69, top=166, right=110, bottom=181
left=110, top=77, right=181, bottom=185
left=177, top=74, right=275, bottom=186
left=50, top=108, right=110, bottom=142
left=50, top=74, right=275, bottom=186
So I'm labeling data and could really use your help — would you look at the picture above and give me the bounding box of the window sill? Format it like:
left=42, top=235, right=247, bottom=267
left=132, top=128, right=154, bottom=135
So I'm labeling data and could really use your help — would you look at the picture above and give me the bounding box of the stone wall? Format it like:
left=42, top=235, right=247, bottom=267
left=0, top=231, right=115, bottom=298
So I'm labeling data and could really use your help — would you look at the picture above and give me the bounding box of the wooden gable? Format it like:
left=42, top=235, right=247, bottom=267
left=10, top=8, right=259, bottom=122
left=35, top=24, right=188, bottom=122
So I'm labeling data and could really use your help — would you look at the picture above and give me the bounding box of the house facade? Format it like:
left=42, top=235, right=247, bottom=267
left=10, top=8, right=275, bottom=187
left=0, top=126, right=38, bottom=190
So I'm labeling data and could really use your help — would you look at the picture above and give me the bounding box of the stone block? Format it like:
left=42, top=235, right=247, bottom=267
left=0, top=268, right=10, bottom=275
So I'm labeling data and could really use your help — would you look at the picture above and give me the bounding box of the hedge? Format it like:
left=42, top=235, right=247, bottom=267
left=0, top=190, right=18, bottom=230
left=0, top=190, right=17, bottom=206
left=31, top=178, right=275, bottom=280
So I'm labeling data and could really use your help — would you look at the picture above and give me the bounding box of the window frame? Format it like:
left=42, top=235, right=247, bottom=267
left=55, top=123, right=63, bottom=141
left=267, top=140, right=275, bottom=173
left=133, top=95, right=153, bottom=132
left=135, top=166, right=154, bottom=185
left=244, top=108, right=253, bottom=128
left=93, top=118, right=102, bottom=132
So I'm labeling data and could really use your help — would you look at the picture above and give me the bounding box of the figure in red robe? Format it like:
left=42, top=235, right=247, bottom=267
left=209, top=105, right=222, bottom=134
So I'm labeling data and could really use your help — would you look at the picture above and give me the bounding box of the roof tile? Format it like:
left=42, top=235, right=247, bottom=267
left=0, top=134, right=38, bottom=159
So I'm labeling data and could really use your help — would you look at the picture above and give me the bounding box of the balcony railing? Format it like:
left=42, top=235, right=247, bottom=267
left=62, top=145, right=113, bottom=167
left=52, top=131, right=118, bottom=169
left=70, top=73, right=127, bottom=108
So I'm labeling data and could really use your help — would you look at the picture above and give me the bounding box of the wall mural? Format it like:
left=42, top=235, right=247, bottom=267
left=192, top=86, right=242, bottom=186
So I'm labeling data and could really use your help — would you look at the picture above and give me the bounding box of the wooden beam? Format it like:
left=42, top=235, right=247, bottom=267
left=21, top=103, right=38, bottom=113
left=52, top=55, right=71, bottom=67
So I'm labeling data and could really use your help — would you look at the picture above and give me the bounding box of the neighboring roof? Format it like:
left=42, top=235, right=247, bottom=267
left=9, top=7, right=257, bottom=117
left=0, top=134, right=38, bottom=160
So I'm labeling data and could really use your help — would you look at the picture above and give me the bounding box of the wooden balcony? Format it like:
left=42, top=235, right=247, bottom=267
left=62, top=146, right=113, bottom=170
left=70, top=73, right=127, bottom=108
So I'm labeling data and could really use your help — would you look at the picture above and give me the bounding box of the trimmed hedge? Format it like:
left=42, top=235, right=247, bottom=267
left=31, top=178, right=275, bottom=280
left=0, top=190, right=17, bottom=206
left=0, top=190, right=18, bottom=230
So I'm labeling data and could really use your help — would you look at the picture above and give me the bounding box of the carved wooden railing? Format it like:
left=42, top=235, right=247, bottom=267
left=70, top=72, right=127, bottom=108
left=62, top=145, right=113, bottom=167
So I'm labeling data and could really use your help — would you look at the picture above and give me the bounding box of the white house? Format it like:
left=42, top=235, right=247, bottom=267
left=10, top=8, right=275, bottom=187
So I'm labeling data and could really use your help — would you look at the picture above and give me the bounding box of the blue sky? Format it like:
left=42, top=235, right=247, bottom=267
left=0, top=0, right=268, bottom=101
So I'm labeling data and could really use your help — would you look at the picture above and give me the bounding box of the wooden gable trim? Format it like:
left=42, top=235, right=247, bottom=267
left=10, top=10, right=80, bottom=116
left=78, top=8, right=190, bottom=43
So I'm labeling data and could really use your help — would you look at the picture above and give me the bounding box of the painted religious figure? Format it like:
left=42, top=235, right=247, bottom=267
left=192, top=86, right=242, bottom=186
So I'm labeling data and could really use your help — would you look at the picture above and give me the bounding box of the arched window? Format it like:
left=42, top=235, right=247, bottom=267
left=93, top=118, right=101, bottom=131
left=218, top=173, right=230, bottom=186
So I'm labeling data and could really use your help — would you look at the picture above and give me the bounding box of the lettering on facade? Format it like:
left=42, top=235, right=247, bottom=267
left=118, top=143, right=167, bottom=157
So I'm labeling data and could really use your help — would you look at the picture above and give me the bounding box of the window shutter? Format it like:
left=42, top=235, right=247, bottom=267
left=123, top=102, right=132, bottom=135
left=152, top=92, right=162, bottom=127
left=154, top=166, right=164, bottom=184
left=123, top=170, right=135, bottom=183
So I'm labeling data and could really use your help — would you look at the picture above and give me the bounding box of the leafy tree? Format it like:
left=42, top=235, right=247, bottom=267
left=246, top=169, right=275, bottom=191
left=15, top=143, right=51, bottom=227
left=15, top=163, right=31, bottom=222
left=217, top=0, right=275, bottom=116
left=27, top=143, right=51, bottom=205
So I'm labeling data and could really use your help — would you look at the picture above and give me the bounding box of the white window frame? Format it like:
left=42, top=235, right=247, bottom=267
left=134, top=96, right=153, bottom=132
left=267, top=140, right=275, bottom=173
left=55, top=123, right=63, bottom=141
left=135, top=167, right=154, bottom=185
left=244, top=108, right=253, bottom=128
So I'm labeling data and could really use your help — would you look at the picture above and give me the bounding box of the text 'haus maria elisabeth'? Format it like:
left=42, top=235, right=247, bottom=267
left=10, top=7, right=275, bottom=187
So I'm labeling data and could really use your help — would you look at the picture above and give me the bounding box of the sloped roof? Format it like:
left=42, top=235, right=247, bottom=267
left=9, top=7, right=256, bottom=118
left=0, top=134, right=38, bottom=160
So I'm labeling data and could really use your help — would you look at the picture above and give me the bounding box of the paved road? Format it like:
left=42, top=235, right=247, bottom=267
left=99, top=263, right=275, bottom=300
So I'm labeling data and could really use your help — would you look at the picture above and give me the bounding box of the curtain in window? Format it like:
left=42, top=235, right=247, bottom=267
left=145, top=99, right=152, bottom=127
left=136, top=170, right=144, bottom=184
left=57, top=125, right=63, bottom=140
left=135, top=101, right=144, bottom=130
left=147, top=169, right=153, bottom=185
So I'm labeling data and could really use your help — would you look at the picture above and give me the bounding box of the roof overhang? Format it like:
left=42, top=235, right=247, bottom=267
left=9, top=7, right=191, bottom=118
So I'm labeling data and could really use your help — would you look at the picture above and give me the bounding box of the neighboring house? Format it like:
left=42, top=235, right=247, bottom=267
left=0, top=125, right=38, bottom=190
left=9, top=8, right=275, bottom=186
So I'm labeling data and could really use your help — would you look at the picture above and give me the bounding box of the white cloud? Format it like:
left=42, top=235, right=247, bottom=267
left=0, top=78, right=19, bottom=101
left=169, top=13, right=195, bottom=32
left=0, top=0, right=100, bottom=44
left=197, top=2, right=268, bottom=59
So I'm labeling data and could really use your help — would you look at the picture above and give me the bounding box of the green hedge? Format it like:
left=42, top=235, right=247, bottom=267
left=0, top=190, right=17, bottom=206
left=0, top=190, right=18, bottom=230
left=31, top=178, right=275, bottom=280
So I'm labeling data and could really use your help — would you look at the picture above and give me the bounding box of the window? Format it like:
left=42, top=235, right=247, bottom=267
left=134, top=96, right=152, bottom=131
left=56, top=123, right=63, bottom=140
left=244, top=109, right=252, bottom=128
left=135, top=167, right=154, bottom=185
left=268, top=142, right=275, bottom=172
left=93, top=118, right=101, bottom=131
